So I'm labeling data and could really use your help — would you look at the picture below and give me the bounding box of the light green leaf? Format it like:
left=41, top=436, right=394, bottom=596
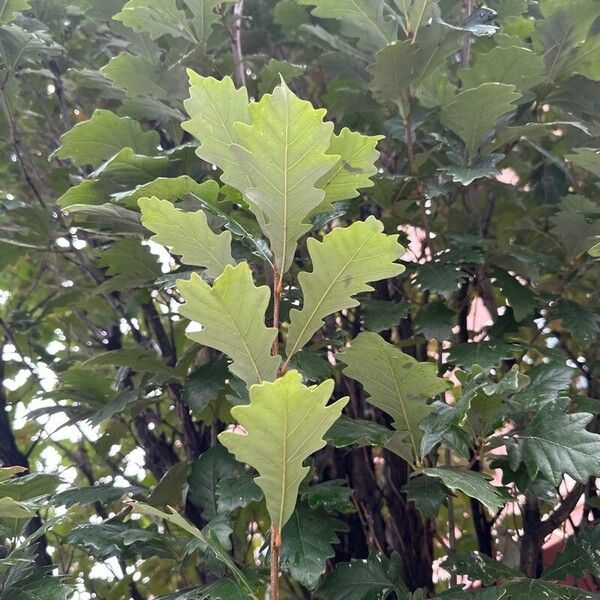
left=460, top=46, right=545, bottom=91
left=0, top=0, right=30, bottom=23
left=286, top=217, right=405, bottom=359
left=0, top=497, right=33, bottom=519
left=298, top=0, right=396, bottom=50
left=340, top=331, right=450, bottom=459
left=53, top=109, right=159, bottom=167
left=113, top=0, right=196, bottom=42
left=0, top=465, right=26, bottom=482
left=182, top=72, right=251, bottom=194
left=508, top=405, right=600, bottom=485
left=232, top=80, right=338, bottom=272
left=219, top=370, right=347, bottom=529
left=57, top=179, right=105, bottom=208
left=139, top=196, right=234, bottom=277
left=113, top=176, right=217, bottom=209
left=177, top=263, right=279, bottom=386
left=317, top=127, right=383, bottom=207
left=422, top=467, right=505, bottom=511
left=441, top=83, right=521, bottom=161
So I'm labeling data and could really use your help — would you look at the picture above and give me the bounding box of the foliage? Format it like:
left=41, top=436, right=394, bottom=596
left=0, top=0, right=599, bottom=598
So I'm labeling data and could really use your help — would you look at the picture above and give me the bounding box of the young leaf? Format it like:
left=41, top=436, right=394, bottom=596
left=340, top=331, right=450, bottom=459
left=177, top=263, right=280, bottom=386
left=53, top=109, right=159, bottom=167
left=441, top=84, right=521, bottom=161
left=218, top=370, right=347, bottom=529
left=232, top=80, right=338, bottom=273
left=508, top=405, right=600, bottom=485
left=138, top=197, right=234, bottom=278
left=0, top=497, right=33, bottom=518
left=286, top=217, right=405, bottom=359
left=317, top=128, right=383, bottom=207
left=0, top=0, right=30, bottom=24
left=182, top=72, right=251, bottom=195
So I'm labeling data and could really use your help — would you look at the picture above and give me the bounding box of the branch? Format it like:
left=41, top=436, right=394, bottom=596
left=221, top=1, right=246, bottom=88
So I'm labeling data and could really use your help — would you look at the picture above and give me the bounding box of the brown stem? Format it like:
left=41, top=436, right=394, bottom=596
left=224, top=0, right=246, bottom=88
left=461, top=0, right=473, bottom=69
left=270, top=525, right=280, bottom=599
left=273, top=269, right=288, bottom=377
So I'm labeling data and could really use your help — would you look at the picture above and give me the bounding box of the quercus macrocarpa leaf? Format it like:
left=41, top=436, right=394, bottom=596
left=219, top=370, right=348, bottom=530
left=138, top=196, right=235, bottom=278
left=177, top=263, right=280, bottom=387
left=183, top=72, right=385, bottom=275
left=286, top=217, right=405, bottom=360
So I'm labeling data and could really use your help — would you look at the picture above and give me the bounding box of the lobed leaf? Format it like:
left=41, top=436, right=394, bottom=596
left=139, top=196, right=234, bottom=278
left=286, top=217, right=405, bottom=359
left=219, top=370, right=347, bottom=529
left=177, top=263, right=279, bottom=386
